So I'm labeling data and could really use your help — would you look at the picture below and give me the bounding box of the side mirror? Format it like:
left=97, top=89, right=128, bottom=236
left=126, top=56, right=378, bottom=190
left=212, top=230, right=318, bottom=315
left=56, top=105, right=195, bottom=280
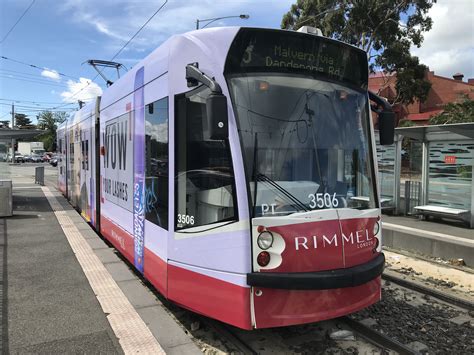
left=206, top=93, right=229, bottom=140
left=379, top=111, right=395, bottom=145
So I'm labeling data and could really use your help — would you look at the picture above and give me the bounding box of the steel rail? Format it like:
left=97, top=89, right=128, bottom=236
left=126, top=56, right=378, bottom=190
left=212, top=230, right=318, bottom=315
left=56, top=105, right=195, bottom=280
left=382, top=272, right=474, bottom=311
left=342, top=316, right=421, bottom=355
left=201, top=318, right=258, bottom=355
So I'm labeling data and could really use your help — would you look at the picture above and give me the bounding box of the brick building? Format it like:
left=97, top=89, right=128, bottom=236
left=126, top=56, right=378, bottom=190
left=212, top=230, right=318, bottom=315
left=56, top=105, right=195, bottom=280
left=369, top=70, right=474, bottom=125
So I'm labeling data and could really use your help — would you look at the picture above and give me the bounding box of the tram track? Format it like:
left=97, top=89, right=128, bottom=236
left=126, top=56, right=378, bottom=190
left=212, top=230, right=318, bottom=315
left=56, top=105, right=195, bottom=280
left=200, top=318, right=259, bottom=355
left=342, top=316, right=421, bottom=355
left=382, top=271, right=474, bottom=312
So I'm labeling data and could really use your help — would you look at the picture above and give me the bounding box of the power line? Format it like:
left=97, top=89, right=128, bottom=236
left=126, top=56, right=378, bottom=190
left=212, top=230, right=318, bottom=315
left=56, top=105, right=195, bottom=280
left=0, top=0, right=36, bottom=43
left=0, top=98, right=94, bottom=105
left=0, top=70, right=70, bottom=86
left=0, top=75, right=69, bottom=88
left=15, top=108, right=76, bottom=113
left=52, top=0, right=168, bottom=109
left=0, top=56, right=79, bottom=80
left=0, top=102, right=75, bottom=109
left=110, top=0, right=168, bottom=61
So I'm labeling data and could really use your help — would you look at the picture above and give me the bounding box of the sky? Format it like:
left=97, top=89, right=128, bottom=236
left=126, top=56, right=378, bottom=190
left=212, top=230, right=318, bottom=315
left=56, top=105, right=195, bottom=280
left=0, top=0, right=473, bottom=123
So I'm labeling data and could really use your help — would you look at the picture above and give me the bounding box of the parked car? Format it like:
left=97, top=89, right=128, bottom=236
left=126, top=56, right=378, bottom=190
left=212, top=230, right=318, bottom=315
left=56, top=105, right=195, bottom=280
left=50, top=156, right=58, bottom=167
left=43, top=153, right=52, bottom=162
left=29, top=154, right=43, bottom=163
left=7, top=153, right=25, bottom=163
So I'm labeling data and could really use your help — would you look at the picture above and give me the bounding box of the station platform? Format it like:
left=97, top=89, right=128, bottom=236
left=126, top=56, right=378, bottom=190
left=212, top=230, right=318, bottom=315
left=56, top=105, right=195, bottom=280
left=382, top=215, right=474, bottom=267
left=0, top=163, right=201, bottom=354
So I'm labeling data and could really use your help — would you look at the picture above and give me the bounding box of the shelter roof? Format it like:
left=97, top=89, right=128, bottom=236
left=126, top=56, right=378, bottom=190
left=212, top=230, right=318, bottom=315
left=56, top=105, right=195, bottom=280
left=0, top=128, right=44, bottom=141
left=396, top=122, right=474, bottom=141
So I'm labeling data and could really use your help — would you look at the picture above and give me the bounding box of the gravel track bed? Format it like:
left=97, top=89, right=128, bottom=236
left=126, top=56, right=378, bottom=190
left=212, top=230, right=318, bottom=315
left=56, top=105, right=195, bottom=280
left=352, top=283, right=474, bottom=354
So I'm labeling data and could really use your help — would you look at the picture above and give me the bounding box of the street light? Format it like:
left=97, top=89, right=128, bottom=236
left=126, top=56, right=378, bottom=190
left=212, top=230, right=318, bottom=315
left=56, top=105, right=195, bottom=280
left=196, top=14, right=249, bottom=30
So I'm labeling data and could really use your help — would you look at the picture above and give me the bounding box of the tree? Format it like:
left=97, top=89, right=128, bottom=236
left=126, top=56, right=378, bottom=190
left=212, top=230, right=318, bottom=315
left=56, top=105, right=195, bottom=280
left=281, top=0, right=435, bottom=105
left=0, top=120, right=9, bottom=128
left=36, top=111, right=68, bottom=151
left=15, top=113, right=32, bottom=127
left=429, top=99, right=474, bottom=125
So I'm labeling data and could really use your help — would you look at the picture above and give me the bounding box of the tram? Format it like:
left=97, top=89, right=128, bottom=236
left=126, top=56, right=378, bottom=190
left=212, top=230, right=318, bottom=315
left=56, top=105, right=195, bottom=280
left=57, top=26, right=395, bottom=329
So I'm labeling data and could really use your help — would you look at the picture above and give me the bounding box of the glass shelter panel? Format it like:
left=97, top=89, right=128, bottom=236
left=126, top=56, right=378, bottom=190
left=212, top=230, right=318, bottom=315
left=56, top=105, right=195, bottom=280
left=376, top=131, right=395, bottom=206
left=428, top=141, right=473, bottom=210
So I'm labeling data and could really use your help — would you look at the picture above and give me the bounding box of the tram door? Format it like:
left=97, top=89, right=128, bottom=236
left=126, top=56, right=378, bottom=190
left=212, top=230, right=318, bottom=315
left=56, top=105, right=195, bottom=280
left=168, top=87, right=249, bottom=327
left=79, top=122, right=93, bottom=223
left=174, top=87, right=237, bottom=232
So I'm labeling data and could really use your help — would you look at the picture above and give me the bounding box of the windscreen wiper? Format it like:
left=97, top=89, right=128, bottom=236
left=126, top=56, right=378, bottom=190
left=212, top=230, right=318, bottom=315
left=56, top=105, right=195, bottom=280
left=257, top=173, right=309, bottom=212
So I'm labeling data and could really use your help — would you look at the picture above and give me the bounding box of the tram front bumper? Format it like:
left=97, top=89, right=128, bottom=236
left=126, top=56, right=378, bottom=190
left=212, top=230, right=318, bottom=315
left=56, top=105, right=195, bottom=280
left=247, top=253, right=385, bottom=290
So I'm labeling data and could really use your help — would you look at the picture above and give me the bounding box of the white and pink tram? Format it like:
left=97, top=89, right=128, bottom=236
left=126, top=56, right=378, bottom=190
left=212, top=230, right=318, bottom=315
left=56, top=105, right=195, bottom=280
left=57, top=27, right=395, bottom=329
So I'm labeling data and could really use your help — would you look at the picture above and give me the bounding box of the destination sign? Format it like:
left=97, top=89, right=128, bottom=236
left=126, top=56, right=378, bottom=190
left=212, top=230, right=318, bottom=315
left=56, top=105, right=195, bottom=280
left=225, top=28, right=368, bottom=88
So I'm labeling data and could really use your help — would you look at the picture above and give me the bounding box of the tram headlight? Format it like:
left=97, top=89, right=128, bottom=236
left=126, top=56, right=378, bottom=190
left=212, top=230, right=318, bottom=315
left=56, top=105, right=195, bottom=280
left=257, top=231, right=273, bottom=250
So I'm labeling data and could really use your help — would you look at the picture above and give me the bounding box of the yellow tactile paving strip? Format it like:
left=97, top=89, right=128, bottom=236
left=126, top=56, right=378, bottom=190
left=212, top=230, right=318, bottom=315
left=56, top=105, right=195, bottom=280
left=42, top=186, right=165, bottom=354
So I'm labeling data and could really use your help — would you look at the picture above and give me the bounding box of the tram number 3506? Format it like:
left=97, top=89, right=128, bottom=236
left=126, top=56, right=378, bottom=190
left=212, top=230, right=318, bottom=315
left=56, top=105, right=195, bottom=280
left=177, top=214, right=195, bottom=226
left=308, top=193, right=339, bottom=209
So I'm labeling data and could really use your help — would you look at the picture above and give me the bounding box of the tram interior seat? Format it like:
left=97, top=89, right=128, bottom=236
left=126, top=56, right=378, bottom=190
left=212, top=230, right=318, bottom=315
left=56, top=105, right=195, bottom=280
left=196, top=186, right=234, bottom=222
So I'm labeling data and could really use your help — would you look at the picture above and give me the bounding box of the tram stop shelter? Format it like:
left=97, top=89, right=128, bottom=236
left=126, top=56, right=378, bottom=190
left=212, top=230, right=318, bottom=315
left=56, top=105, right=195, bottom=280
left=0, top=128, right=45, bottom=161
left=377, top=123, right=474, bottom=228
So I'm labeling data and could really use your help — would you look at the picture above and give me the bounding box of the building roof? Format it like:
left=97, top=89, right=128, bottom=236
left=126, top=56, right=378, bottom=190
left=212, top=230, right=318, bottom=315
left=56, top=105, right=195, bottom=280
left=369, top=72, right=395, bottom=78
left=406, top=109, right=444, bottom=121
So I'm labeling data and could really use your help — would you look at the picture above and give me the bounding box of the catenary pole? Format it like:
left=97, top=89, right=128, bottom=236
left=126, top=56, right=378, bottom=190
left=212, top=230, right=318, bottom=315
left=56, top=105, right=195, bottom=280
left=11, top=103, right=15, bottom=163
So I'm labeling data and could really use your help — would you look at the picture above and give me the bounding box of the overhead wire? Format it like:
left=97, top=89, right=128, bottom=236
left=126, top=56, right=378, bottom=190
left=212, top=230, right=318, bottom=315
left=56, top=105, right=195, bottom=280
left=110, top=0, right=168, bottom=61
left=0, top=70, right=71, bottom=86
left=0, top=56, right=79, bottom=80
left=0, top=102, right=75, bottom=109
left=51, top=0, right=168, bottom=110
left=0, top=74, right=69, bottom=88
left=0, top=98, right=94, bottom=105
left=0, top=0, right=36, bottom=43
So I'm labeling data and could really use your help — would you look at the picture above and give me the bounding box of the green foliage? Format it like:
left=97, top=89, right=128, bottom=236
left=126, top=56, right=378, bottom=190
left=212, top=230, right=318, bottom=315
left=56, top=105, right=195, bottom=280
left=281, top=0, right=435, bottom=105
left=36, top=111, right=69, bottom=151
left=398, top=119, right=416, bottom=127
left=429, top=99, right=474, bottom=125
left=0, top=120, right=10, bottom=128
left=14, top=113, right=32, bottom=127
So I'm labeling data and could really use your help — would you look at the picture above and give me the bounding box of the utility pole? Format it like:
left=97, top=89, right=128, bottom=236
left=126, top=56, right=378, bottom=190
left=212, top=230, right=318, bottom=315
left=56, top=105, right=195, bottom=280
left=11, top=103, right=15, bottom=163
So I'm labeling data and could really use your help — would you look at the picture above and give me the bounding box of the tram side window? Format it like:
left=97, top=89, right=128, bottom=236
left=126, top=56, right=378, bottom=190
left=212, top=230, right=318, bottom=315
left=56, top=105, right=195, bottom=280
left=145, top=97, right=169, bottom=230
left=81, top=139, right=89, bottom=170
left=175, top=88, right=237, bottom=230
left=58, top=138, right=63, bottom=174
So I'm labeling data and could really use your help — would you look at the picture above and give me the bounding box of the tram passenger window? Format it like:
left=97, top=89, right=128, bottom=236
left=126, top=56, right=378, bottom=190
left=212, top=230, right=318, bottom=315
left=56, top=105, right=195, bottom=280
left=145, top=97, right=169, bottom=230
left=175, top=88, right=237, bottom=230
left=81, top=139, right=89, bottom=170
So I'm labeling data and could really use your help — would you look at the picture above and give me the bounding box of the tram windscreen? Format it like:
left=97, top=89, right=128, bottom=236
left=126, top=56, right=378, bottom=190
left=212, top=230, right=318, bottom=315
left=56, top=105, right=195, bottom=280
left=225, top=29, right=376, bottom=217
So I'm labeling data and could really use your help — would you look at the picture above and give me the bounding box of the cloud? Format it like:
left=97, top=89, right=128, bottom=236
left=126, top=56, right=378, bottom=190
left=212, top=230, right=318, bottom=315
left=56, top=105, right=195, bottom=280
left=60, top=77, right=103, bottom=103
left=60, top=0, right=294, bottom=57
left=41, top=69, right=61, bottom=81
left=411, top=0, right=474, bottom=79
left=145, top=119, right=168, bottom=143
